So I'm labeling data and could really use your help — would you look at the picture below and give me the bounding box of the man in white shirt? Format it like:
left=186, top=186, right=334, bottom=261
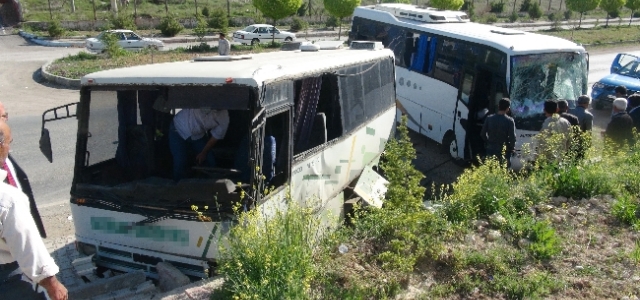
left=0, top=102, right=46, bottom=238
left=169, top=108, right=230, bottom=181
left=0, top=121, right=68, bottom=300
left=218, top=33, right=230, bottom=56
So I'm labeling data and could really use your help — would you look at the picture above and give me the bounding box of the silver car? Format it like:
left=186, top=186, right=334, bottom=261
left=85, top=30, right=164, bottom=51
left=233, top=24, right=296, bottom=45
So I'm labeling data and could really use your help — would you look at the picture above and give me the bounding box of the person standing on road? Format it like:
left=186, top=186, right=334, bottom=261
left=603, top=98, right=634, bottom=147
left=557, top=100, right=579, bottom=126
left=569, top=95, right=594, bottom=132
left=0, top=102, right=46, bottom=238
left=0, top=121, right=68, bottom=300
left=218, top=33, right=230, bottom=56
left=480, top=98, right=516, bottom=167
left=627, top=94, right=640, bottom=131
left=537, top=100, right=572, bottom=162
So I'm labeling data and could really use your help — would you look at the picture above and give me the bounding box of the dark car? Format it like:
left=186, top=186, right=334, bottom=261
left=591, top=53, right=640, bottom=110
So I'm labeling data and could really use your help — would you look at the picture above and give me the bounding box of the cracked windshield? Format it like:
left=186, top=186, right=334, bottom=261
left=510, top=53, right=587, bottom=130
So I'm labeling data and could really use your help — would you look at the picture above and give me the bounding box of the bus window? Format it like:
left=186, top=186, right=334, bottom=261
left=461, top=72, right=473, bottom=105
left=434, top=39, right=465, bottom=87
left=293, top=74, right=343, bottom=155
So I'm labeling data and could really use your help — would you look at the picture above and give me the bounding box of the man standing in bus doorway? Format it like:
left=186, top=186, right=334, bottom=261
left=218, top=33, right=230, bottom=56
left=480, top=98, right=516, bottom=167
left=0, top=121, right=68, bottom=300
left=169, top=108, right=230, bottom=181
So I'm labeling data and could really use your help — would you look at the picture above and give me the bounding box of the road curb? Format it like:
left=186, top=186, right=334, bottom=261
left=41, top=60, right=81, bottom=88
left=18, top=30, right=85, bottom=48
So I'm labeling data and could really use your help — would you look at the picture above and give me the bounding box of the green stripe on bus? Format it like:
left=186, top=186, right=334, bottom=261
left=366, top=127, right=375, bottom=135
left=201, top=224, right=219, bottom=259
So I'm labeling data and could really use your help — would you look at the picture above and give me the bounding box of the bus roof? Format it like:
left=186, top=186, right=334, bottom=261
left=354, top=4, right=585, bottom=55
left=81, top=47, right=395, bottom=87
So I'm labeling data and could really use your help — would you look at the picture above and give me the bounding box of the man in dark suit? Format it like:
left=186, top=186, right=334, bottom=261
left=627, top=94, right=640, bottom=132
left=604, top=98, right=634, bottom=147
left=0, top=102, right=46, bottom=238
left=558, top=100, right=579, bottom=126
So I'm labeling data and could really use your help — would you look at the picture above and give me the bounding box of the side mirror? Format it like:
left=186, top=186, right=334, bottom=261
left=39, top=128, right=53, bottom=163
left=612, top=66, right=620, bottom=73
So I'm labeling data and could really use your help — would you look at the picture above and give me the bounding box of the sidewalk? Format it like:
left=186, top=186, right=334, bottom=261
left=44, top=235, right=224, bottom=299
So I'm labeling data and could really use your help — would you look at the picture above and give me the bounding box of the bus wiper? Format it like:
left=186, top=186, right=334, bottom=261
left=134, top=197, right=193, bottom=226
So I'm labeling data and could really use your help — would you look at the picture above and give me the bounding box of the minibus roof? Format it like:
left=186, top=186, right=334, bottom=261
left=81, top=47, right=395, bottom=87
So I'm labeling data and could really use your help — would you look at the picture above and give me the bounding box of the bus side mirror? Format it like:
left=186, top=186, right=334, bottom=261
left=39, top=129, right=53, bottom=163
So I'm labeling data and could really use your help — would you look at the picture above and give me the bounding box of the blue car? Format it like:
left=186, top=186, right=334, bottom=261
left=591, top=53, right=640, bottom=110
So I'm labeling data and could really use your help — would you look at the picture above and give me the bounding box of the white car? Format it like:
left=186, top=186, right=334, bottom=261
left=85, top=30, right=164, bottom=51
left=233, top=24, right=296, bottom=45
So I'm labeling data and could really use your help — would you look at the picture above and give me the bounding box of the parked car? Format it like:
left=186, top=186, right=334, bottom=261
left=85, top=30, right=164, bottom=52
left=591, top=53, right=640, bottom=109
left=232, top=24, right=296, bottom=45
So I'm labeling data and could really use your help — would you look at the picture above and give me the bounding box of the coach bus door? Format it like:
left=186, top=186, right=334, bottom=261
left=453, top=69, right=474, bottom=161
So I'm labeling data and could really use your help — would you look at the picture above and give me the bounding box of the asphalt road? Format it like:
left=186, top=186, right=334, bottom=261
left=0, top=33, right=637, bottom=208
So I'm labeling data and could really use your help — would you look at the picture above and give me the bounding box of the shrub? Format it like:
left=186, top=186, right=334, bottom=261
left=184, top=42, right=213, bottom=52
left=608, top=9, right=621, bottom=19
left=158, top=14, right=184, bottom=37
left=509, top=10, right=519, bottom=23
left=528, top=2, right=543, bottom=20
left=520, top=0, right=532, bottom=12
left=297, top=2, right=307, bottom=17
left=47, top=19, right=65, bottom=39
left=290, top=16, right=308, bottom=32
left=527, top=221, right=561, bottom=260
left=193, top=15, right=208, bottom=41
left=485, top=13, right=499, bottom=23
left=326, top=15, right=340, bottom=29
left=99, top=31, right=128, bottom=58
left=207, top=8, right=228, bottom=34
left=201, top=6, right=210, bottom=17
left=612, top=194, right=639, bottom=226
left=564, top=10, right=573, bottom=20
left=110, top=14, right=136, bottom=30
left=490, top=1, right=505, bottom=13
left=217, top=199, right=318, bottom=299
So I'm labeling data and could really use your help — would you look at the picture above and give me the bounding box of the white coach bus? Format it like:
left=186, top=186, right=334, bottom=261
left=38, top=42, right=396, bottom=279
left=350, top=4, right=588, bottom=165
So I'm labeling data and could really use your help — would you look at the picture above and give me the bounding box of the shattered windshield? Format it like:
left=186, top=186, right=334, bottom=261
left=510, top=52, right=588, bottom=131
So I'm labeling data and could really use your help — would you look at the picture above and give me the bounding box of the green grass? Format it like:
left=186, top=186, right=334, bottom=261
left=47, top=42, right=281, bottom=79
left=542, top=25, right=640, bottom=45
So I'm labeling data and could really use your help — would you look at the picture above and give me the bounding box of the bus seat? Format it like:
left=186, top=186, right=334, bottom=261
left=124, top=124, right=155, bottom=180
left=308, top=113, right=327, bottom=149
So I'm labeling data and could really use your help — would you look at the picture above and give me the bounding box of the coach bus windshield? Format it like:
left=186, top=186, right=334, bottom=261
left=510, top=52, right=588, bottom=131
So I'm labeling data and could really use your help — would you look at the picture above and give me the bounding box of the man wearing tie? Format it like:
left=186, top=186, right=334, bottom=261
left=0, top=120, right=68, bottom=300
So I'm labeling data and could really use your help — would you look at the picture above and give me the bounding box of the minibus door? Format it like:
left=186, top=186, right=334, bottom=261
left=453, top=70, right=473, bottom=161
left=248, top=107, right=266, bottom=206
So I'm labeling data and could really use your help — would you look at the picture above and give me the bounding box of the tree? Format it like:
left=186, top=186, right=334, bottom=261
left=625, top=0, right=640, bottom=25
left=430, top=0, right=465, bottom=10
left=253, top=0, right=303, bottom=43
left=528, top=1, right=543, bottom=19
left=565, top=0, right=601, bottom=27
left=600, top=0, right=626, bottom=26
left=324, top=0, right=360, bottom=39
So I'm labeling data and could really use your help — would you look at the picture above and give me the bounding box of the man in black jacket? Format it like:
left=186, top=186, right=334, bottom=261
left=558, top=100, right=579, bottom=126
left=627, top=94, right=640, bottom=131
left=604, top=98, right=634, bottom=147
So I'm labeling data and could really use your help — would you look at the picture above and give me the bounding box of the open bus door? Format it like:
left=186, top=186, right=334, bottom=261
left=247, top=106, right=266, bottom=208
left=452, top=70, right=472, bottom=162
